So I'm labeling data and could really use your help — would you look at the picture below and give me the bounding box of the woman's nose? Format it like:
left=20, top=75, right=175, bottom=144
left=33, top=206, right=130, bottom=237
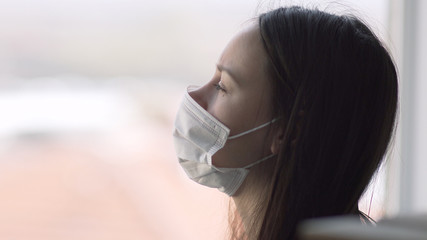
left=188, top=85, right=209, bottom=110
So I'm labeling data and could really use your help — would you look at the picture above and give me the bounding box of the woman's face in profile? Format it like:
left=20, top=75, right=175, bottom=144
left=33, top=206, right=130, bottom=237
left=189, top=23, right=276, bottom=169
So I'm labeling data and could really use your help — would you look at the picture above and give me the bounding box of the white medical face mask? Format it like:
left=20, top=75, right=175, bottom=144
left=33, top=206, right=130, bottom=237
left=173, top=88, right=277, bottom=196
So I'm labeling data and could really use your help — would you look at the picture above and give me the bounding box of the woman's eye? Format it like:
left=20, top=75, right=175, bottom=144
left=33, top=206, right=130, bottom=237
left=213, top=83, right=226, bottom=93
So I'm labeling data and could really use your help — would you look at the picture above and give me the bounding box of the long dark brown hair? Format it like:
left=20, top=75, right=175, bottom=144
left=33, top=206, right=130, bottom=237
left=230, top=6, right=398, bottom=240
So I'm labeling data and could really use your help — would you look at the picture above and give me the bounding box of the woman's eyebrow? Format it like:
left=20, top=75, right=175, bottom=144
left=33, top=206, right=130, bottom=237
left=216, top=64, right=240, bottom=85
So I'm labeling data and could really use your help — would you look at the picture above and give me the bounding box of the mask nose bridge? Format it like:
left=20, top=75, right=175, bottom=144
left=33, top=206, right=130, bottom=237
left=188, top=85, right=208, bottom=111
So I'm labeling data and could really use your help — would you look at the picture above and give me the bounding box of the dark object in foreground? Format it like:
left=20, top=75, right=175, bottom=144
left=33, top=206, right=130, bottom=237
left=298, top=214, right=427, bottom=240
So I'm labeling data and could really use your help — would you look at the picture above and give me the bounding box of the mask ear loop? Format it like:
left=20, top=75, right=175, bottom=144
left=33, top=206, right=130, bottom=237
left=228, top=118, right=280, bottom=140
left=243, top=154, right=276, bottom=169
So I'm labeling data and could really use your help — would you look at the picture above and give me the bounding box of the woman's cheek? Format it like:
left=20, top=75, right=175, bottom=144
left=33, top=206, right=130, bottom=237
left=211, top=98, right=237, bottom=128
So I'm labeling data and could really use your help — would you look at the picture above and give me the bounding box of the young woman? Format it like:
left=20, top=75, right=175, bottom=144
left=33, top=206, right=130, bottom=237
left=173, top=6, right=398, bottom=240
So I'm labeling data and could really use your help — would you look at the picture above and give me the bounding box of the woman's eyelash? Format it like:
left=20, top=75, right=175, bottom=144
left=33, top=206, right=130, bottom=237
left=213, top=83, right=226, bottom=92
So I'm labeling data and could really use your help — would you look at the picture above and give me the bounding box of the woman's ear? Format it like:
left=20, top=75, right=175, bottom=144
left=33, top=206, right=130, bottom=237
left=270, top=132, right=283, bottom=154
left=270, top=110, right=305, bottom=154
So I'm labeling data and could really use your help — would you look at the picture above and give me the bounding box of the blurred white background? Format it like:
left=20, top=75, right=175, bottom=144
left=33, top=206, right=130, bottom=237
left=0, top=0, right=425, bottom=239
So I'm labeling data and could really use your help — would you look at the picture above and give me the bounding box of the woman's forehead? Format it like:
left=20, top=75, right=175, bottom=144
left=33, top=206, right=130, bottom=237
left=218, top=23, right=267, bottom=84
